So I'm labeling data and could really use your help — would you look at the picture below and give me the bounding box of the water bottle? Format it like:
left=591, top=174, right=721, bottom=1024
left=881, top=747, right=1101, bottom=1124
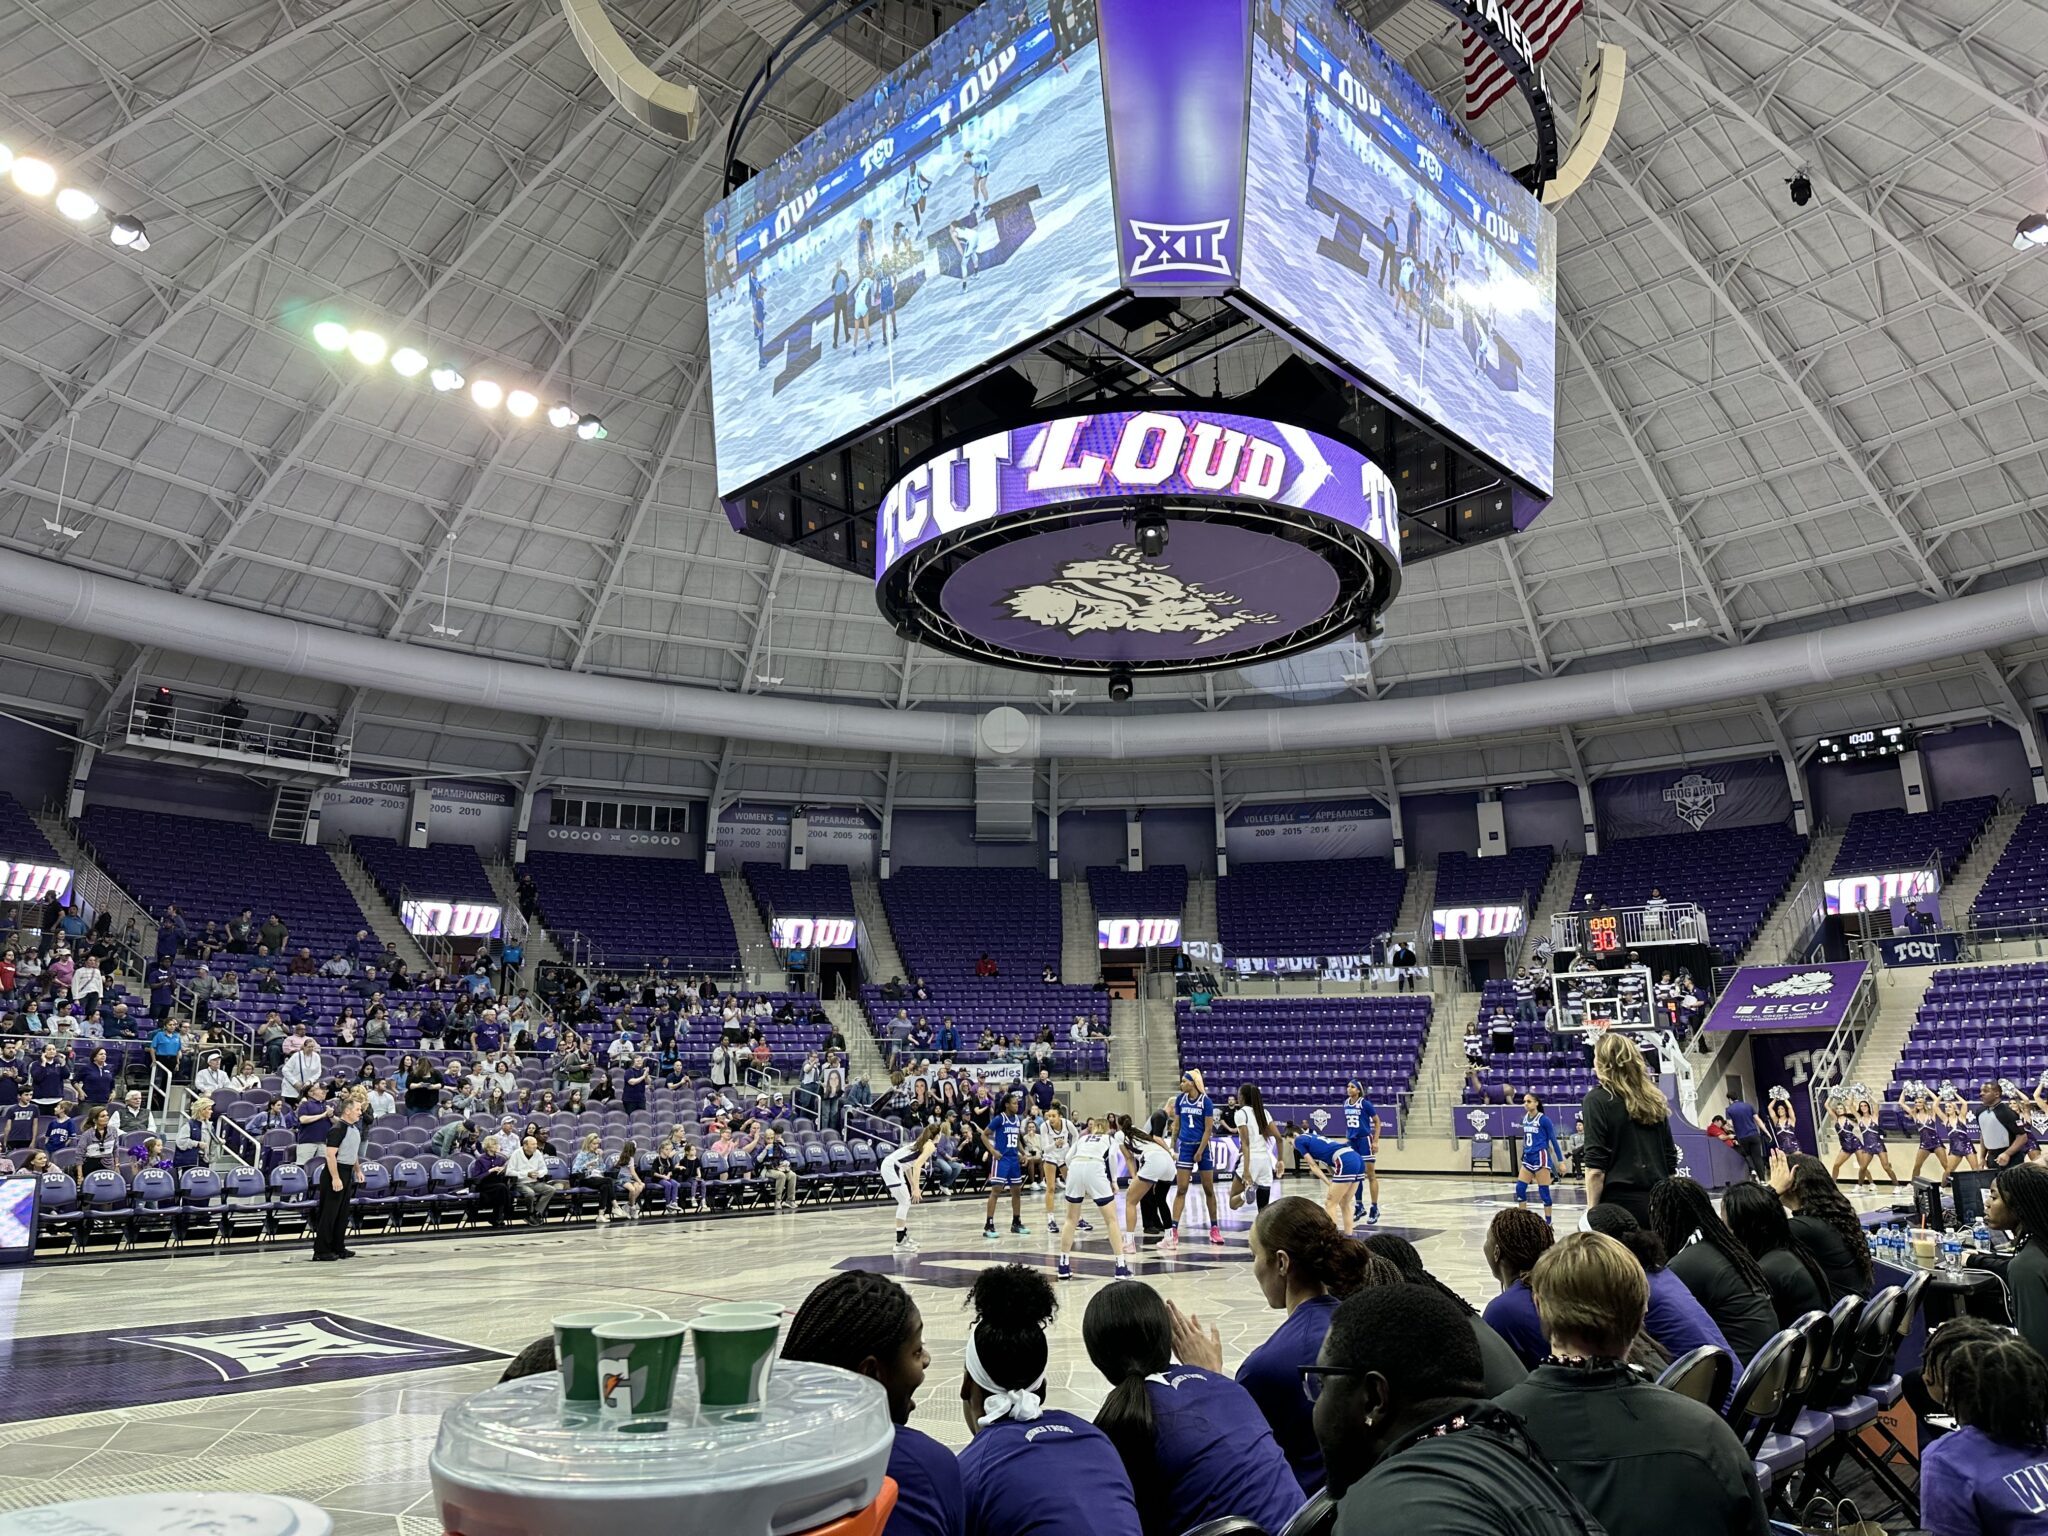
left=1973, top=1214, right=1991, bottom=1253
left=1940, top=1227, right=1962, bottom=1270
left=1867, top=1228, right=1882, bottom=1266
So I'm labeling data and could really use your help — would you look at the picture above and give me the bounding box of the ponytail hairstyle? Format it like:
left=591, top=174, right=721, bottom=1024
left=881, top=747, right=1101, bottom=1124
left=1251, top=1196, right=1402, bottom=1299
left=1593, top=1032, right=1670, bottom=1124
left=1237, top=1082, right=1272, bottom=1139
left=1785, top=1154, right=1875, bottom=1288
left=1585, top=1200, right=1669, bottom=1273
left=1083, top=1283, right=1172, bottom=1534
left=1650, top=1176, right=1769, bottom=1296
left=965, top=1265, right=1058, bottom=1424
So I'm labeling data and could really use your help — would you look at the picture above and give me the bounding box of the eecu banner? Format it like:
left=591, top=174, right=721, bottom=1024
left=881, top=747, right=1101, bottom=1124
left=1702, top=962, right=1870, bottom=1034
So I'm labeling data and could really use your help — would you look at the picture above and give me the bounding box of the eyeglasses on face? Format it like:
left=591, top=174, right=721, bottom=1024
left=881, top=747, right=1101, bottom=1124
left=1298, top=1364, right=1372, bottom=1403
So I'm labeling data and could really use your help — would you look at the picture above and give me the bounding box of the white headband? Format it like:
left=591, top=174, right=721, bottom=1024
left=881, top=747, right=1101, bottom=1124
left=964, top=1330, right=1044, bottom=1427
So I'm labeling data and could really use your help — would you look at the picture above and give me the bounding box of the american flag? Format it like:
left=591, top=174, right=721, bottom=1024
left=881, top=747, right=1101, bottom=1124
left=1464, top=0, right=1583, bottom=120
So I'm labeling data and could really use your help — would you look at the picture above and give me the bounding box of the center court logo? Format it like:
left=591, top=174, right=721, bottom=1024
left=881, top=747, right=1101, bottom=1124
left=117, top=1315, right=473, bottom=1381
left=1128, top=218, right=1234, bottom=278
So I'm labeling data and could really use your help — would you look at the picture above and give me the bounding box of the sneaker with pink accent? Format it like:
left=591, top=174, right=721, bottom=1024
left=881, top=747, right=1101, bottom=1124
left=1208, top=1226, right=1224, bottom=1245
left=1161, top=1229, right=1179, bottom=1249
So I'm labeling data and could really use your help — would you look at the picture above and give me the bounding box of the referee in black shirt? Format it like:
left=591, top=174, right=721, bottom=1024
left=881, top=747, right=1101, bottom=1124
left=313, top=1093, right=363, bottom=1262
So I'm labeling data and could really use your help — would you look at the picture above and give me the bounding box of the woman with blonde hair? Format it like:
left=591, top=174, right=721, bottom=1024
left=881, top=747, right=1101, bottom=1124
left=1578, top=1031, right=1676, bottom=1226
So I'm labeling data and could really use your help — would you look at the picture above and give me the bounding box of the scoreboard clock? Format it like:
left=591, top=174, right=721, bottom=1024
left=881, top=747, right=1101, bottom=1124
left=1586, top=914, right=1621, bottom=954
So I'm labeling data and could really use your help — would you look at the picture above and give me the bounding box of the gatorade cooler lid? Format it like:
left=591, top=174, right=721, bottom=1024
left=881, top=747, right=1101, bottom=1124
left=0, top=1493, right=333, bottom=1536
left=431, top=1364, right=892, bottom=1536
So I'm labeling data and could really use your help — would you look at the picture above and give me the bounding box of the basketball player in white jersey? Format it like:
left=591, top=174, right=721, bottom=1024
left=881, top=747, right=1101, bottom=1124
left=1038, top=1103, right=1080, bottom=1233
left=880, top=1120, right=943, bottom=1253
left=1119, top=1113, right=1178, bottom=1254
left=1056, top=1115, right=1132, bottom=1281
left=1230, top=1081, right=1279, bottom=1214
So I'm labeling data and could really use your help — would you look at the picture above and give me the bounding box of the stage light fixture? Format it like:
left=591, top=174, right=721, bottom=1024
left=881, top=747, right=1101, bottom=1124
left=53, top=187, right=97, bottom=222
left=312, top=321, right=351, bottom=352
left=470, top=378, right=504, bottom=410
left=429, top=365, right=465, bottom=393
left=575, top=414, right=607, bottom=440
left=505, top=389, right=538, bottom=419
left=1134, top=513, right=1169, bottom=558
left=389, top=347, right=428, bottom=378
left=11, top=156, right=56, bottom=197
left=2015, top=214, right=2048, bottom=250
left=1786, top=172, right=1812, bottom=207
left=347, top=329, right=388, bottom=366
left=546, top=403, right=577, bottom=429
left=108, top=214, right=148, bottom=251
left=1107, top=664, right=1134, bottom=703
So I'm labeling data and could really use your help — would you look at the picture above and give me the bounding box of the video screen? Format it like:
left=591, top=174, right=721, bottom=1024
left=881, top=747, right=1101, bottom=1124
left=705, top=0, right=1121, bottom=497
left=1097, top=917, right=1183, bottom=949
left=400, top=899, right=504, bottom=939
left=1432, top=903, right=1526, bottom=941
left=0, top=1176, right=35, bottom=1261
left=1824, top=870, right=1937, bottom=916
left=1240, top=0, right=1557, bottom=494
left=771, top=917, right=858, bottom=948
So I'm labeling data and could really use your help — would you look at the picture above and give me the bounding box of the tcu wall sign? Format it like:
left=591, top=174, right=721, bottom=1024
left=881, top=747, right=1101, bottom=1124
left=0, top=859, right=72, bottom=904
left=400, top=899, right=504, bottom=939
left=1097, top=917, right=1183, bottom=949
left=877, top=410, right=1401, bottom=673
left=1432, top=904, right=1526, bottom=941
left=770, top=916, right=857, bottom=948
left=1824, top=870, right=1937, bottom=916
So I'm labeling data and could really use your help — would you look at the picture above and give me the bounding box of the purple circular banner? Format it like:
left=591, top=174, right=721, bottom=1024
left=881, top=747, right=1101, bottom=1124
left=940, top=518, right=1340, bottom=663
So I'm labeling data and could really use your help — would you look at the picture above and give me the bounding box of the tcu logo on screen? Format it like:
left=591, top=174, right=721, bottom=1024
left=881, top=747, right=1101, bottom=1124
left=1096, top=917, right=1182, bottom=949
left=0, top=860, right=71, bottom=904
left=1825, top=870, right=1936, bottom=915
left=770, top=917, right=856, bottom=948
left=1432, top=904, right=1524, bottom=940
left=400, top=900, right=502, bottom=939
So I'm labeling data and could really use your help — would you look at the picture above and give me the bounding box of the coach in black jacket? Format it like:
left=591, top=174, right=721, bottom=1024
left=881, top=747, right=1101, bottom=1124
left=1498, top=1231, right=1769, bottom=1536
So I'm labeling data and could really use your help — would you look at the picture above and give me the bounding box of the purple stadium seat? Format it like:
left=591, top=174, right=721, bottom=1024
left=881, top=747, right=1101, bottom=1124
left=1573, top=823, right=1806, bottom=957
left=522, top=850, right=737, bottom=969
left=1218, top=857, right=1407, bottom=958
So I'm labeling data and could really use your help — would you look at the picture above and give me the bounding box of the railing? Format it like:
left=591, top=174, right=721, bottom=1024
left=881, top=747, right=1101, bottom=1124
left=115, top=690, right=352, bottom=772
left=844, top=1105, right=901, bottom=1148
left=1803, top=963, right=1880, bottom=1134
left=1550, top=902, right=1710, bottom=953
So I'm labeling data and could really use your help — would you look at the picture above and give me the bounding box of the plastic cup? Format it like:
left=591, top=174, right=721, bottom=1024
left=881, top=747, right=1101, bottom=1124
left=689, top=1315, right=780, bottom=1409
left=695, top=1301, right=784, bottom=1320
left=594, top=1319, right=689, bottom=1429
left=552, top=1308, right=646, bottom=1404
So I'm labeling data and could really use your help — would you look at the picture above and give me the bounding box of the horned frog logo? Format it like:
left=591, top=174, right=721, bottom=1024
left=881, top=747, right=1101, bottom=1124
left=1751, top=970, right=1836, bottom=999
left=1002, top=543, right=1278, bottom=645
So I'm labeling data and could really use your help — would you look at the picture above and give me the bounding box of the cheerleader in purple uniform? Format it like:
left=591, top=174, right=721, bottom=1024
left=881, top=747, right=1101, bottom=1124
left=1854, top=1088, right=1901, bottom=1190
left=1827, top=1094, right=1863, bottom=1183
left=1940, top=1090, right=1979, bottom=1174
left=1767, top=1087, right=1802, bottom=1156
left=1905, top=1085, right=1946, bottom=1184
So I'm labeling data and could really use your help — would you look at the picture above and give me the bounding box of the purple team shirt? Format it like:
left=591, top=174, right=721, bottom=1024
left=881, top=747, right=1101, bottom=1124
left=1146, top=1367, right=1307, bottom=1534
left=959, top=1409, right=1141, bottom=1536
left=1236, top=1293, right=1340, bottom=1493
left=1920, top=1426, right=2048, bottom=1536
left=884, top=1423, right=965, bottom=1536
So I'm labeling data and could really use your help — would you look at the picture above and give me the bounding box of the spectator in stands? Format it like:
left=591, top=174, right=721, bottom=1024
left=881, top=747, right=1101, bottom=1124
left=288, top=946, right=316, bottom=977
left=1580, top=1032, right=1677, bottom=1225
left=319, top=951, right=351, bottom=981
left=79, top=1107, right=119, bottom=1170
left=1649, top=1177, right=1778, bottom=1362
left=155, top=904, right=187, bottom=959
left=77, top=1046, right=115, bottom=1108
left=149, top=1017, right=185, bottom=1084
left=247, top=1096, right=291, bottom=1137
left=1918, top=1318, right=2048, bottom=1536
left=974, top=952, right=999, bottom=978
left=1481, top=1208, right=1554, bottom=1369
left=1767, top=1152, right=1873, bottom=1302
left=70, top=953, right=104, bottom=1018
left=1498, top=1232, right=1768, bottom=1534
left=294, top=1082, right=332, bottom=1161
left=276, top=1039, right=325, bottom=1109
left=1309, top=1283, right=1599, bottom=1532
left=570, top=1133, right=617, bottom=1221
left=192, top=1052, right=229, bottom=1097
left=1721, top=1181, right=1829, bottom=1327
left=258, top=913, right=288, bottom=952
left=506, top=1134, right=562, bottom=1221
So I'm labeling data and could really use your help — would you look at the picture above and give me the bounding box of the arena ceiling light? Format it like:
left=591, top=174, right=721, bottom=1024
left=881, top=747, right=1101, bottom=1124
left=0, top=143, right=12, bottom=179
left=470, top=378, right=504, bottom=411
left=575, top=414, right=607, bottom=441
left=429, top=365, right=465, bottom=393
left=53, top=187, right=98, bottom=222
left=504, top=389, right=538, bottom=420
left=546, top=403, right=577, bottom=429
left=2016, top=214, right=2048, bottom=250
left=346, top=329, right=388, bottom=366
left=108, top=214, right=149, bottom=252
left=9, top=155, right=56, bottom=197
left=311, top=321, right=351, bottom=352
left=298, top=310, right=604, bottom=434
left=389, top=346, right=428, bottom=378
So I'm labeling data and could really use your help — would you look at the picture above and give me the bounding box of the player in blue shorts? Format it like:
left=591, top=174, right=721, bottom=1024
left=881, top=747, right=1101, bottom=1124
left=748, top=269, right=767, bottom=365
left=1341, top=1080, right=1382, bottom=1227
left=982, top=1090, right=1031, bottom=1239
left=1162, top=1070, right=1222, bottom=1248
left=1292, top=1133, right=1365, bottom=1236
left=1516, top=1092, right=1562, bottom=1224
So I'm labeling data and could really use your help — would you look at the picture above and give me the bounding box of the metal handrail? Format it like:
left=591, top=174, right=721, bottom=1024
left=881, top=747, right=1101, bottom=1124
left=118, top=690, right=352, bottom=770
left=1550, top=902, right=1710, bottom=953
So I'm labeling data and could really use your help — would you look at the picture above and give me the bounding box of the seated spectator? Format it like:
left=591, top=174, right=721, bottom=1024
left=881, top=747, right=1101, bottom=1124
left=1498, top=1232, right=1767, bottom=1533
left=1082, top=1280, right=1306, bottom=1536
left=1480, top=1208, right=1554, bottom=1369
left=1768, top=1152, right=1873, bottom=1303
left=1721, top=1181, right=1829, bottom=1327
left=957, top=1265, right=1141, bottom=1536
left=504, top=1134, right=561, bottom=1221
left=1361, top=1233, right=1526, bottom=1394
left=783, top=1272, right=964, bottom=1536
left=570, top=1133, right=616, bottom=1221
left=611, top=1139, right=647, bottom=1217
left=1311, top=1284, right=1601, bottom=1532
left=974, top=952, right=998, bottom=978
left=1582, top=1204, right=1732, bottom=1366
left=1918, top=1318, right=2048, bottom=1536
left=1987, top=1163, right=2048, bottom=1361
left=1650, top=1177, right=1779, bottom=1363
left=319, top=951, right=352, bottom=980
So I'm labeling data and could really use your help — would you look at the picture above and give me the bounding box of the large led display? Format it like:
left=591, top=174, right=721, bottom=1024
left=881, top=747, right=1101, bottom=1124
left=1240, top=0, right=1557, bottom=494
left=704, top=0, right=1121, bottom=497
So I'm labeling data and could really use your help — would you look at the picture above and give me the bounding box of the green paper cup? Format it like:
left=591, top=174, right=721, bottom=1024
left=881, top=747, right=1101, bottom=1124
left=696, top=1301, right=784, bottom=1320
left=594, top=1319, right=689, bottom=1429
left=552, top=1309, right=647, bottom=1405
left=689, top=1315, right=780, bottom=1409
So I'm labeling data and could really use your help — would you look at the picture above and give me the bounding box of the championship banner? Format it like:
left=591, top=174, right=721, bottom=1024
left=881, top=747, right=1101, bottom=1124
left=1701, top=962, right=1870, bottom=1034
left=1224, top=799, right=1392, bottom=864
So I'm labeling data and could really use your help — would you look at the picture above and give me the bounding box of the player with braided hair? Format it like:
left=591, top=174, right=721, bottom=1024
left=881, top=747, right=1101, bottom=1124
left=1362, top=1231, right=1529, bottom=1393
left=1920, top=1317, right=2048, bottom=1536
left=1480, top=1206, right=1555, bottom=1369
left=1771, top=1150, right=1874, bottom=1300
left=783, top=1270, right=963, bottom=1536
left=1650, top=1175, right=1778, bottom=1362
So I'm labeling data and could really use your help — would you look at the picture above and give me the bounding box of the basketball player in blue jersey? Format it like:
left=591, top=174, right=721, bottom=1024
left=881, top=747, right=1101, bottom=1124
left=1340, top=1080, right=1382, bottom=1227
left=982, top=1090, right=1031, bottom=1239
left=1292, top=1132, right=1365, bottom=1236
left=1163, top=1070, right=1223, bottom=1248
left=1515, top=1092, right=1562, bottom=1224
left=748, top=269, right=767, bottom=366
